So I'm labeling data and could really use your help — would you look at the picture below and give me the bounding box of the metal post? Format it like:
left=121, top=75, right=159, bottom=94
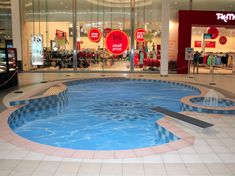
left=130, top=0, right=135, bottom=72
left=72, top=0, right=78, bottom=70
left=189, top=0, right=193, bottom=10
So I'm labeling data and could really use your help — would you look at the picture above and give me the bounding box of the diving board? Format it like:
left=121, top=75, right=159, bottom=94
left=152, top=106, right=214, bottom=129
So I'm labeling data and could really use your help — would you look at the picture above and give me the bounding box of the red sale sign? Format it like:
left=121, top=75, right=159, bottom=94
left=88, top=28, right=102, bottom=43
left=135, top=28, right=145, bottom=42
left=194, top=41, right=216, bottom=48
left=207, top=27, right=219, bottom=39
left=219, top=36, right=227, bottom=45
left=194, top=41, right=202, bottom=47
left=105, top=30, right=129, bottom=55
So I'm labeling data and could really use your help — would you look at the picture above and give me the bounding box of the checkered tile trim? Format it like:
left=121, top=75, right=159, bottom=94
left=180, top=99, right=235, bottom=114
left=155, top=123, right=180, bottom=143
left=8, top=85, right=68, bottom=129
left=64, top=78, right=201, bottom=95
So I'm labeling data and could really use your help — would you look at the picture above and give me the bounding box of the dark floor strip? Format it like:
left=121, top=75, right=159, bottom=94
left=152, top=106, right=214, bottom=128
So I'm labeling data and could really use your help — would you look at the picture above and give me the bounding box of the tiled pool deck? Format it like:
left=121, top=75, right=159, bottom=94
left=0, top=73, right=235, bottom=176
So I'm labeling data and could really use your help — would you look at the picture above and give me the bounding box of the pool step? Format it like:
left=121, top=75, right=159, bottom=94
left=152, top=106, right=214, bottom=129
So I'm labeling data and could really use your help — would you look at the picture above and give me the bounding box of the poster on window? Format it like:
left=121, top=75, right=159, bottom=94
left=31, top=35, right=43, bottom=65
left=105, top=30, right=129, bottom=55
left=185, top=47, right=194, bottom=60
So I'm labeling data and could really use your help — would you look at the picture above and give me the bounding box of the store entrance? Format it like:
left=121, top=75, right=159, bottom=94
left=178, top=10, right=235, bottom=74
left=190, top=26, right=234, bottom=74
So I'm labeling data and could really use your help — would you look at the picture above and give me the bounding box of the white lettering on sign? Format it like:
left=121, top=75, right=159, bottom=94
left=136, top=32, right=144, bottom=39
left=112, top=44, right=123, bottom=51
left=216, top=13, right=235, bottom=23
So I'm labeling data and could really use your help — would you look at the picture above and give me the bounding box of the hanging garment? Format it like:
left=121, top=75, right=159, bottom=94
left=228, top=56, right=233, bottom=66
left=139, top=52, right=144, bottom=65
left=203, top=55, right=208, bottom=64
left=216, top=56, right=221, bottom=65
left=207, top=56, right=211, bottom=65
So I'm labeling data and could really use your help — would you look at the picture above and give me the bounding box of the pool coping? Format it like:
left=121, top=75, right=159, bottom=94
left=0, top=77, right=201, bottom=159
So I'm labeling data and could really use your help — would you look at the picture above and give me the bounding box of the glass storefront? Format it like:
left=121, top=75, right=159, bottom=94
left=17, top=0, right=235, bottom=73
left=20, top=0, right=162, bottom=72
left=0, top=0, right=12, bottom=48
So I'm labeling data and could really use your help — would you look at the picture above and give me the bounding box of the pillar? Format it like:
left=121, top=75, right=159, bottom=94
left=130, top=0, right=135, bottom=72
left=11, top=0, right=23, bottom=70
left=160, top=0, right=169, bottom=76
left=72, top=0, right=78, bottom=70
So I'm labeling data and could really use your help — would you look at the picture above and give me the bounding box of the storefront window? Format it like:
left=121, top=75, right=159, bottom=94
left=20, top=0, right=162, bottom=72
left=21, top=0, right=73, bottom=71
left=0, top=0, right=12, bottom=48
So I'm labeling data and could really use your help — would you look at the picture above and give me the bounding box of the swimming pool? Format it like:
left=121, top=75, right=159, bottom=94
left=9, top=79, right=200, bottom=150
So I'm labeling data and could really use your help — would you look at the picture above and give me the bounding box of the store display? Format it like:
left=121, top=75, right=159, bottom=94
left=0, top=49, right=7, bottom=73
left=7, top=48, right=17, bottom=71
left=0, top=48, right=18, bottom=90
left=0, top=48, right=17, bottom=72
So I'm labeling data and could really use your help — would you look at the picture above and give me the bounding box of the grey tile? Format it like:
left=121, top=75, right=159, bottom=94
left=185, top=163, right=210, bottom=175
left=206, top=163, right=232, bottom=175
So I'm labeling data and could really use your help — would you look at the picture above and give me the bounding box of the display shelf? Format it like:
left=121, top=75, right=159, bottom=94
left=0, top=48, right=18, bottom=90
left=7, top=48, right=17, bottom=71
left=0, top=49, right=7, bottom=72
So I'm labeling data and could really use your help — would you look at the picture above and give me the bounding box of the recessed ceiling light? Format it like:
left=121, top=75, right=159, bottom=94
left=60, top=2, right=64, bottom=5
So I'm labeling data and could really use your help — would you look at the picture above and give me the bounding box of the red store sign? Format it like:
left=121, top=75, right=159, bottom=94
left=219, top=36, right=227, bottom=45
left=194, top=41, right=216, bottom=48
left=135, top=28, right=145, bottom=42
left=105, top=30, right=129, bottom=55
left=88, top=28, right=102, bottom=43
left=207, top=27, right=219, bottom=39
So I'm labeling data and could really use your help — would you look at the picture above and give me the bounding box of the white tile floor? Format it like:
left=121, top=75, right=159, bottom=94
left=0, top=73, right=235, bottom=176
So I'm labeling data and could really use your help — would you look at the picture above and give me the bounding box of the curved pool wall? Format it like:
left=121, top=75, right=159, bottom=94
left=7, top=77, right=200, bottom=151
left=8, top=84, right=68, bottom=130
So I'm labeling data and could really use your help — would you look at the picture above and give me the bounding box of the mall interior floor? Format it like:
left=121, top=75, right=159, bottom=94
left=0, top=72, right=235, bottom=176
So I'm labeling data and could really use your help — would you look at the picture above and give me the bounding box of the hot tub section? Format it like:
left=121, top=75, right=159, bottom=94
left=181, top=96, right=235, bottom=114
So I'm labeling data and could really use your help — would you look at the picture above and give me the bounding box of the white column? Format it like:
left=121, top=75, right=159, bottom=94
left=160, top=0, right=169, bottom=76
left=11, top=0, right=22, bottom=62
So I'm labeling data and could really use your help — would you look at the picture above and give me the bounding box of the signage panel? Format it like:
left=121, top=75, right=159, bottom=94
left=105, top=30, right=129, bottom=55
left=31, top=35, right=43, bottom=66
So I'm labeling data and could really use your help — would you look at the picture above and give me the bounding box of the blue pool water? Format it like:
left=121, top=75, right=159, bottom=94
left=13, top=80, right=200, bottom=150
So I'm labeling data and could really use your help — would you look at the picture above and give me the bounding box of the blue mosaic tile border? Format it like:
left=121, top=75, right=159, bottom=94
left=64, top=77, right=201, bottom=95
left=155, top=122, right=180, bottom=143
left=8, top=86, right=68, bottom=129
left=180, top=100, right=235, bottom=114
